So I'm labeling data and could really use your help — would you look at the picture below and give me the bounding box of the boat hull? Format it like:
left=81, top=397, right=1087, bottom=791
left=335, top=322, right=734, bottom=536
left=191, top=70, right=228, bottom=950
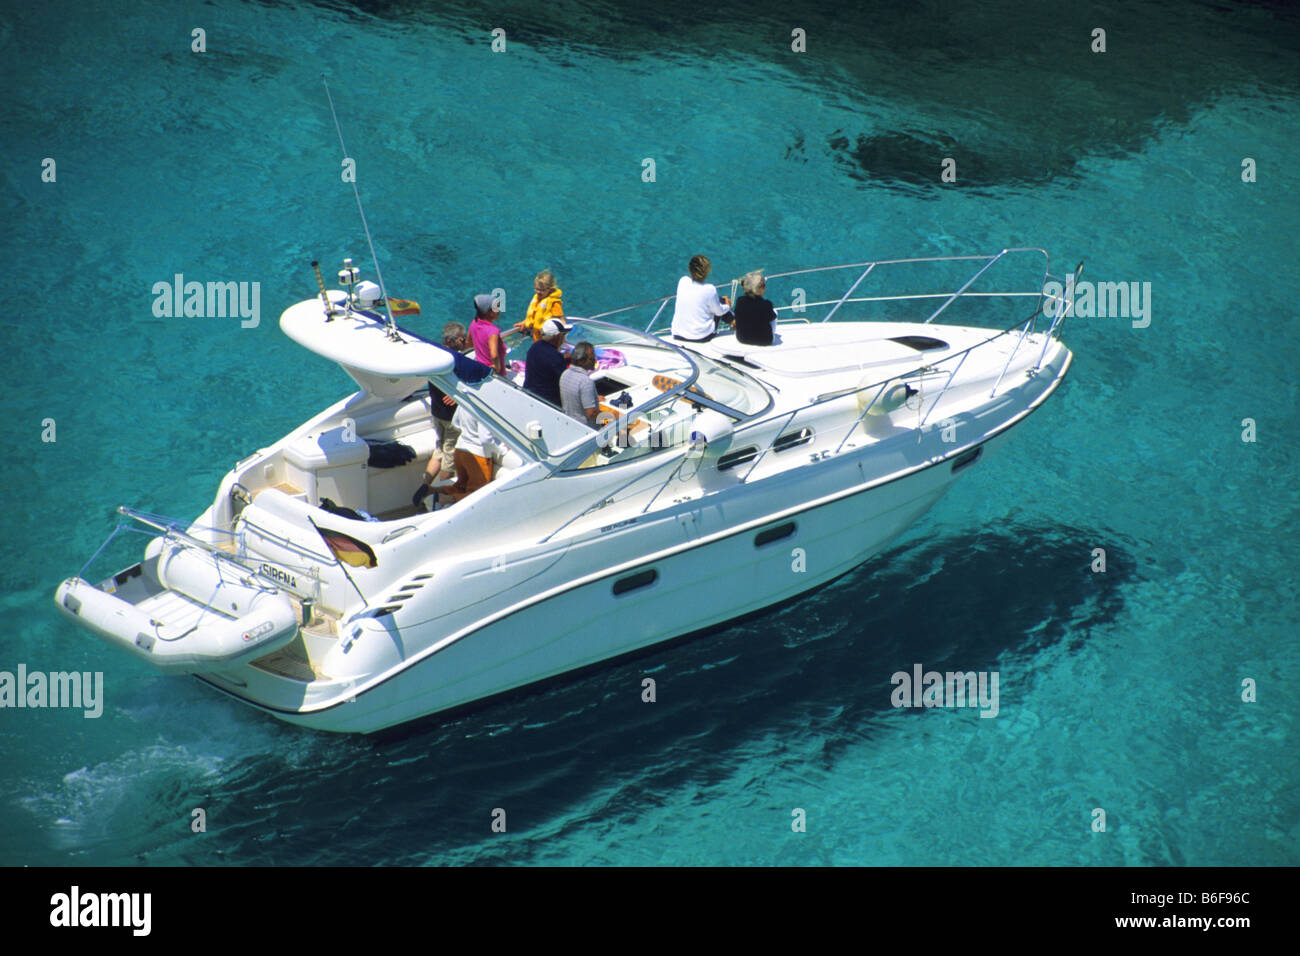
left=202, top=426, right=1012, bottom=733
left=57, top=252, right=1078, bottom=734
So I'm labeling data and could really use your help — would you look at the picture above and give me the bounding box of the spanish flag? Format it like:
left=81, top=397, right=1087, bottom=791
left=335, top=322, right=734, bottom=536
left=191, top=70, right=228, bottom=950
left=388, top=298, right=421, bottom=317
left=316, top=526, right=378, bottom=568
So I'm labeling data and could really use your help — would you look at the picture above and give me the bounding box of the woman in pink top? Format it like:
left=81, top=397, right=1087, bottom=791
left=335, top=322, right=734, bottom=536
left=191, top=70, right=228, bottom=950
left=468, top=293, right=506, bottom=375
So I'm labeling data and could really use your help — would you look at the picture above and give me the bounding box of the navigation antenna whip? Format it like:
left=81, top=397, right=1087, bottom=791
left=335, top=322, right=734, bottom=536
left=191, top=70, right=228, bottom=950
left=322, top=74, right=400, bottom=340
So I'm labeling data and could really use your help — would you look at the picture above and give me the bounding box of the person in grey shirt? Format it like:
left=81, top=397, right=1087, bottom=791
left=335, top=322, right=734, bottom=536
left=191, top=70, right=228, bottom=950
left=560, top=341, right=599, bottom=426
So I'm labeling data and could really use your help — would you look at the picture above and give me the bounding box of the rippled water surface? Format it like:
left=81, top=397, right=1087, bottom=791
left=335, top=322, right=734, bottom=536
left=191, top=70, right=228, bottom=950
left=1, top=0, right=1296, bottom=866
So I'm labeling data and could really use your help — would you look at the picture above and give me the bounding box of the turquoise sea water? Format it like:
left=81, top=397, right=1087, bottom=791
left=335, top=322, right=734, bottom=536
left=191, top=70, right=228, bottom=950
left=1, top=0, right=1297, bottom=866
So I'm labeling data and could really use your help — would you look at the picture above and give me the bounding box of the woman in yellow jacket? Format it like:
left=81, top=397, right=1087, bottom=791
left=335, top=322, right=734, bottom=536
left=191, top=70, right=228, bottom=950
left=513, top=269, right=565, bottom=341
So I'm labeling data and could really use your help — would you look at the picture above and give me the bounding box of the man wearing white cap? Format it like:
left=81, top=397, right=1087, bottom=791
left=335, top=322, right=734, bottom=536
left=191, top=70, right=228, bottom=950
left=523, top=317, right=574, bottom=407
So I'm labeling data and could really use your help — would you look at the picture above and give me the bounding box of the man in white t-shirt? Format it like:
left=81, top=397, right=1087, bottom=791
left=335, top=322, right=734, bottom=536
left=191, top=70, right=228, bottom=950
left=670, top=254, right=733, bottom=342
left=442, top=406, right=503, bottom=503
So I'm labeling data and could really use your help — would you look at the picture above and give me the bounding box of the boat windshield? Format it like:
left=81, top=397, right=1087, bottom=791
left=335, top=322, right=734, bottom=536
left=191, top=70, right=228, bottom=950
left=688, top=351, right=772, bottom=417
left=552, top=319, right=770, bottom=469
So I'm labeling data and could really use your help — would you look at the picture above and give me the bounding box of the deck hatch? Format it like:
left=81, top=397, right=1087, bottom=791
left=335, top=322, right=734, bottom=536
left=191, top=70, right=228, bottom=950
left=889, top=335, right=949, bottom=351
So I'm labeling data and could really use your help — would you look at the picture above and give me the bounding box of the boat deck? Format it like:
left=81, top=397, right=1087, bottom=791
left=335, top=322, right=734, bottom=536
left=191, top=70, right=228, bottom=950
left=251, top=609, right=339, bottom=682
left=251, top=638, right=319, bottom=682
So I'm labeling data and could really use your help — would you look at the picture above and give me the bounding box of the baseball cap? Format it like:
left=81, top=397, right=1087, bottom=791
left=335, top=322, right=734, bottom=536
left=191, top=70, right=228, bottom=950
left=542, top=318, right=574, bottom=336
left=474, top=293, right=499, bottom=315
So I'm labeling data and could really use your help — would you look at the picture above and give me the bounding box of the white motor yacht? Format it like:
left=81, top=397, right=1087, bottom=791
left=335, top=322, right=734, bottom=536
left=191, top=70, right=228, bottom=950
left=55, top=248, right=1075, bottom=733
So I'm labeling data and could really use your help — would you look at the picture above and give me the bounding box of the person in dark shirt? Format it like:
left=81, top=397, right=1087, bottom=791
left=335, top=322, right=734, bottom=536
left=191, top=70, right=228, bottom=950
left=523, top=318, right=573, bottom=406
left=734, top=270, right=777, bottom=346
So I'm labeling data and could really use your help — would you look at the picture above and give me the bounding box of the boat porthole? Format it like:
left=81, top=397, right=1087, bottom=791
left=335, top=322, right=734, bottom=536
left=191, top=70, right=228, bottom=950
left=755, top=522, right=796, bottom=547
left=717, top=447, right=759, bottom=471
left=951, top=446, right=983, bottom=473
left=612, top=569, right=658, bottom=596
left=772, top=428, right=814, bottom=453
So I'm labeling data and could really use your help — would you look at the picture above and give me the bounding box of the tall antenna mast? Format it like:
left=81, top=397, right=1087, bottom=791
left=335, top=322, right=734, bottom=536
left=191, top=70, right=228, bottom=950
left=321, top=74, right=399, bottom=338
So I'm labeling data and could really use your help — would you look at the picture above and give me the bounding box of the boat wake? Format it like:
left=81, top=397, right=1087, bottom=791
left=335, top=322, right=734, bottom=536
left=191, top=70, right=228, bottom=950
left=28, top=521, right=1133, bottom=864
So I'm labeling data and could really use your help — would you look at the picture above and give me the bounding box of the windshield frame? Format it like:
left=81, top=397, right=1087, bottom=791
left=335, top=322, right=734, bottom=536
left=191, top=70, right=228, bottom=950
left=551, top=318, right=773, bottom=471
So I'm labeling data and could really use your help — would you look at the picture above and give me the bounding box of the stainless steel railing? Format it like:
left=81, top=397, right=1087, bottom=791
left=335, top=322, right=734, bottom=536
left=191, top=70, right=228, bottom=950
left=719, top=250, right=1077, bottom=477
left=550, top=249, right=1077, bottom=521
left=597, top=248, right=1056, bottom=334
